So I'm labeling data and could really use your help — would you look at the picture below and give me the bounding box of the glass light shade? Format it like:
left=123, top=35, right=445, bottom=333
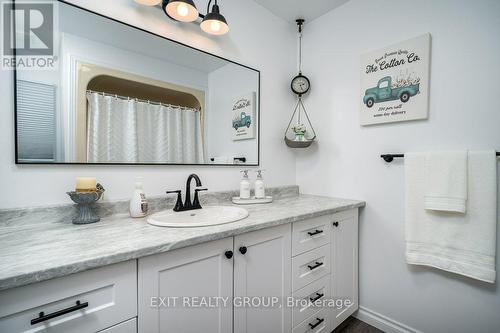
left=165, top=0, right=199, bottom=22
left=200, top=5, right=229, bottom=35
left=134, top=0, right=161, bottom=5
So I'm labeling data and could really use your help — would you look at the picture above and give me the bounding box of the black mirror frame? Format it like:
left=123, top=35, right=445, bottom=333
left=13, top=0, right=260, bottom=167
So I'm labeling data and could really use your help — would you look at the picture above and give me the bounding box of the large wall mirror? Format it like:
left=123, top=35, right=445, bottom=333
left=15, top=1, right=259, bottom=165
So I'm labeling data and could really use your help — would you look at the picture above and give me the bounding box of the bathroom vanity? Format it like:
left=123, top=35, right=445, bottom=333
left=0, top=189, right=364, bottom=333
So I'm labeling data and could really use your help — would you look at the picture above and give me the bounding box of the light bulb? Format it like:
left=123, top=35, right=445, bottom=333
left=210, top=20, right=221, bottom=32
left=165, top=0, right=199, bottom=22
left=176, top=3, right=189, bottom=17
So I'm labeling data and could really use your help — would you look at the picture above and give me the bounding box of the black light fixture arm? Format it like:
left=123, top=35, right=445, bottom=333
left=195, top=0, right=219, bottom=19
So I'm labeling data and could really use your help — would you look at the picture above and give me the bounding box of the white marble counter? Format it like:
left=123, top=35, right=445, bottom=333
left=0, top=193, right=364, bottom=291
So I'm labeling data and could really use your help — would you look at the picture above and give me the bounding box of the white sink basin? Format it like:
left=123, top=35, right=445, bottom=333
left=147, top=206, right=249, bottom=227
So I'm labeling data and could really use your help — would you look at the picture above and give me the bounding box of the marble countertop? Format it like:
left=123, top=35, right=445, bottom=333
left=0, top=194, right=364, bottom=291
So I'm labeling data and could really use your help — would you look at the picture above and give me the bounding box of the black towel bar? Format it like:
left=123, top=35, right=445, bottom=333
left=381, top=152, right=500, bottom=163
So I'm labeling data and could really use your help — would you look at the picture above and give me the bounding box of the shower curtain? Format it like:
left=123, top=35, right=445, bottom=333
left=87, top=92, right=204, bottom=164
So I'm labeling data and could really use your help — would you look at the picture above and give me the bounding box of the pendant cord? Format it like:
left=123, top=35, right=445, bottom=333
left=298, top=26, right=302, bottom=73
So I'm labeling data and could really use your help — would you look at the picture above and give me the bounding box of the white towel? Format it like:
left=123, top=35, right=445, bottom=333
left=405, top=151, right=497, bottom=283
left=424, top=151, right=468, bottom=213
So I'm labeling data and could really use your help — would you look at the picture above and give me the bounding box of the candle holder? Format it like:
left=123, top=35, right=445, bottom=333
left=67, top=184, right=105, bottom=224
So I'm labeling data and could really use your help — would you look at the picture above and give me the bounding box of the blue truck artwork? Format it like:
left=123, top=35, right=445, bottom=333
left=363, top=76, right=420, bottom=108
left=233, top=112, right=251, bottom=130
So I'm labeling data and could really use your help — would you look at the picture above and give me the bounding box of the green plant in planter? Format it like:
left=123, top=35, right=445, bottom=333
left=292, top=124, right=307, bottom=141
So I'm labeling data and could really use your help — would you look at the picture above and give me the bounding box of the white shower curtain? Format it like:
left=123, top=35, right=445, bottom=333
left=87, top=92, right=204, bottom=164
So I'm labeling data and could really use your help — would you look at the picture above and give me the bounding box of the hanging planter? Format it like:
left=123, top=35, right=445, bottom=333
left=284, top=97, right=316, bottom=148
left=284, top=19, right=316, bottom=148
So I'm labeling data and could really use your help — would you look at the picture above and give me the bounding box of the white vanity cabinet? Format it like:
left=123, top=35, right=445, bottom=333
left=330, top=209, right=359, bottom=330
left=290, top=209, right=359, bottom=332
left=138, top=209, right=359, bottom=333
left=0, top=208, right=359, bottom=333
left=138, top=237, right=234, bottom=333
left=234, top=224, right=292, bottom=333
left=0, top=261, right=137, bottom=333
left=138, top=224, right=292, bottom=333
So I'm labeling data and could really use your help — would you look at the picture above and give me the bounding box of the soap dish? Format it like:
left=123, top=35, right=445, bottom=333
left=232, top=196, right=273, bottom=205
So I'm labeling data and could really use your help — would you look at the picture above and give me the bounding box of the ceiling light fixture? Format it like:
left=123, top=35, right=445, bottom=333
left=200, top=2, right=229, bottom=35
left=136, top=0, right=229, bottom=35
left=163, top=0, right=199, bottom=22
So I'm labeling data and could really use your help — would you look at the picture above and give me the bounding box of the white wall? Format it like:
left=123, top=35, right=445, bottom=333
left=207, top=64, right=259, bottom=163
left=0, top=0, right=296, bottom=209
left=296, top=0, right=500, bottom=332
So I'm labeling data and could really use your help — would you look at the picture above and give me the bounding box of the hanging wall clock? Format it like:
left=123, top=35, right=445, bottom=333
left=291, top=72, right=310, bottom=96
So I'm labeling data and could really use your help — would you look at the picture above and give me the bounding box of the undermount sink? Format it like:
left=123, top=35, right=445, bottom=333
left=147, top=206, right=249, bottom=227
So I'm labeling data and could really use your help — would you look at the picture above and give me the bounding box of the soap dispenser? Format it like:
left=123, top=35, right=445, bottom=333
left=130, top=177, right=148, bottom=218
left=240, top=170, right=251, bottom=199
left=254, top=169, right=266, bottom=199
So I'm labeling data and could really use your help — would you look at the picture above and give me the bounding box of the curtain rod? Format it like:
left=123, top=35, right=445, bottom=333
left=381, top=152, right=500, bottom=163
left=86, top=90, right=201, bottom=111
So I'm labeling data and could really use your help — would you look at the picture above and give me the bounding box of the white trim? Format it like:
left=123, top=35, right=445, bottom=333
left=354, top=306, right=423, bottom=333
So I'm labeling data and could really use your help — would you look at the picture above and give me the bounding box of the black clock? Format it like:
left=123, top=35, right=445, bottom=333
left=291, top=73, right=310, bottom=96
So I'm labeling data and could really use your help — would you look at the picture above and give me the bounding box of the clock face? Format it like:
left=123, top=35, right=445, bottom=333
left=291, top=75, right=310, bottom=95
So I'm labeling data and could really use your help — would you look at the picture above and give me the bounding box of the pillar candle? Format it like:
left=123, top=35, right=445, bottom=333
left=76, top=177, right=97, bottom=192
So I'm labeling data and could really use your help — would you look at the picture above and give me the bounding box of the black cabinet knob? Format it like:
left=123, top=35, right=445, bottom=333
left=239, top=246, right=247, bottom=255
left=333, top=222, right=339, bottom=227
left=225, top=251, right=233, bottom=259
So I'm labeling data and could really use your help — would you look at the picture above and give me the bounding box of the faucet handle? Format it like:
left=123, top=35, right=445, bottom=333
left=166, top=190, right=181, bottom=194
left=166, top=190, right=184, bottom=212
left=192, top=188, right=208, bottom=210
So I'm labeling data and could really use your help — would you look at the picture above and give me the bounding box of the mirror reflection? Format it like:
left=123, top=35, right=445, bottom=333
left=15, top=2, right=259, bottom=165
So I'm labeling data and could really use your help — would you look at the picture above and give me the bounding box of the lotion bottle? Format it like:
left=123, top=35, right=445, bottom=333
left=240, top=170, right=251, bottom=199
left=254, top=170, right=266, bottom=199
left=130, top=177, right=148, bottom=218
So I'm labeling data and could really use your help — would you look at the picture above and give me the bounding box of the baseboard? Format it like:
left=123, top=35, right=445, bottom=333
left=354, top=306, right=423, bottom=333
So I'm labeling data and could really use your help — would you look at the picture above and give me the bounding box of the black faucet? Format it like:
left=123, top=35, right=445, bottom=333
left=167, top=174, right=207, bottom=212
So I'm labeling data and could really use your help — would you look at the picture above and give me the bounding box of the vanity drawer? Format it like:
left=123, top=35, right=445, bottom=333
left=292, top=215, right=331, bottom=256
left=0, top=260, right=137, bottom=333
left=292, top=275, right=330, bottom=327
left=292, top=308, right=330, bottom=333
left=292, top=244, right=331, bottom=292
left=98, top=318, right=137, bottom=333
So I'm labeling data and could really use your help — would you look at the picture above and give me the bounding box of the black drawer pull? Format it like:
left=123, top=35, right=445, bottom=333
left=31, top=300, right=88, bottom=325
left=333, top=222, right=339, bottom=227
left=309, top=317, right=325, bottom=329
left=225, top=250, right=234, bottom=259
left=307, top=229, right=323, bottom=236
left=309, top=292, right=324, bottom=302
left=307, top=261, right=323, bottom=270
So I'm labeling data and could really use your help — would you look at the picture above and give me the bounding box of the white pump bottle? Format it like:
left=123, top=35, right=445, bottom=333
left=130, top=177, right=148, bottom=218
left=240, top=170, right=251, bottom=199
left=254, top=169, right=266, bottom=199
